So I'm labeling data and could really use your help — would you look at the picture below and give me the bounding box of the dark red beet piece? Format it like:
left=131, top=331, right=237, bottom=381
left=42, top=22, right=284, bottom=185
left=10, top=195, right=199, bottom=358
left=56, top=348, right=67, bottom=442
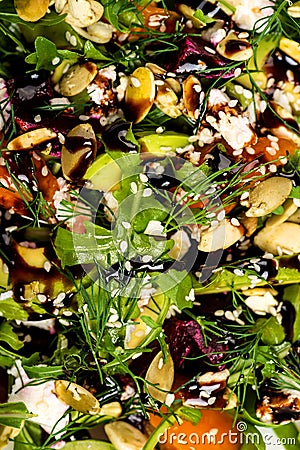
left=164, top=317, right=227, bottom=371
left=162, top=36, right=236, bottom=78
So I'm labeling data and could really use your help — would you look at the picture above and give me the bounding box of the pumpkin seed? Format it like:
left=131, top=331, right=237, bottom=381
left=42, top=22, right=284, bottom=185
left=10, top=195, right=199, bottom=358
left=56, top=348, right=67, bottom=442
left=55, top=380, right=101, bottom=414
left=124, top=67, right=156, bottom=123
left=183, top=75, right=202, bottom=119
left=217, top=32, right=253, bottom=61
left=15, top=243, right=49, bottom=270
left=266, top=198, right=298, bottom=227
left=154, top=81, right=182, bottom=118
left=99, top=401, right=122, bottom=418
left=14, top=0, right=50, bottom=22
left=7, top=128, right=57, bottom=151
left=61, top=123, right=97, bottom=182
left=287, top=1, right=300, bottom=17
left=239, top=214, right=258, bottom=237
left=245, top=177, right=293, bottom=218
left=279, top=37, right=300, bottom=64
left=73, top=21, right=114, bottom=44
left=59, top=62, right=98, bottom=97
left=104, top=421, right=148, bottom=450
left=63, top=0, right=103, bottom=28
left=254, top=222, right=300, bottom=255
left=288, top=207, right=300, bottom=224
left=165, top=77, right=181, bottom=95
left=145, top=62, right=166, bottom=77
left=145, top=350, right=174, bottom=402
left=198, top=219, right=244, bottom=252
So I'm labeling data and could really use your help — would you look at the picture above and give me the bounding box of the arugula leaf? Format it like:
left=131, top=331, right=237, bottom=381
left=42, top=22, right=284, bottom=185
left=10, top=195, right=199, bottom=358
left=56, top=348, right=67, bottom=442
left=283, top=284, right=300, bottom=341
left=0, top=402, right=34, bottom=429
left=84, top=41, right=112, bottom=62
left=54, top=223, right=117, bottom=268
left=0, top=322, right=23, bottom=350
left=273, top=423, right=299, bottom=450
left=157, top=269, right=194, bottom=310
left=25, top=36, right=79, bottom=71
left=14, top=421, right=42, bottom=450
left=289, top=186, right=300, bottom=199
left=193, top=10, right=216, bottom=24
left=22, top=365, right=64, bottom=379
left=0, top=298, right=28, bottom=321
left=103, top=0, right=141, bottom=32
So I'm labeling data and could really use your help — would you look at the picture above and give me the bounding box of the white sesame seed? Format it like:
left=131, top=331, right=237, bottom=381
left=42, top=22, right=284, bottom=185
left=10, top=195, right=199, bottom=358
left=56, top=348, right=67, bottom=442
left=270, top=140, right=279, bottom=150
left=0, top=178, right=9, bottom=188
left=41, top=166, right=48, bottom=177
left=188, top=135, right=199, bottom=143
left=143, top=188, right=152, bottom=197
left=148, top=20, right=161, bottom=27
left=269, top=164, right=277, bottom=173
left=234, top=268, right=244, bottom=276
left=154, top=79, right=164, bottom=86
left=130, top=182, right=138, bottom=194
left=69, top=35, right=77, bottom=47
left=156, top=126, right=164, bottom=134
left=228, top=99, right=238, bottom=107
left=52, top=56, right=60, bottom=66
left=286, top=70, right=294, bottom=82
left=44, top=261, right=51, bottom=272
left=37, top=294, right=47, bottom=303
left=65, top=31, right=71, bottom=42
left=232, top=149, right=243, bottom=156
left=279, top=156, right=288, bottom=165
left=231, top=217, right=240, bottom=226
left=34, top=114, right=42, bottom=123
left=260, top=100, right=267, bottom=112
left=243, top=89, right=253, bottom=99
left=122, top=221, right=131, bottom=229
left=120, top=240, right=128, bottom=253
left=79, top=115, right=90, bottom=121
left=131, top=77, right=141, bottom=88
left=225, top=310, right=235, bottom=321
left=131, top=352, right=143, bottom=359
left=235, top=85, right=244, bottom=95
left=293, top=198, right=300, bottom=207
left=217, top=210, right=225, bottom=221
left=193, top=84, right=202, bottom=93
left=234, top=67, right=242, bottom=77
left=58, top=132, right=65, bottom=144
left=140, top=173, right=148, bottom=183
left=266, top=77, right=275, bottom=88
left=238, top=32, right=249, bottom=38
left=214, top=310, right=224, bottom=316
left=204, top=46, right=216, bottom=54
left=246, top=147, right=255, bottom=155
left=158, top=357, right=164, bottom=370
left=266, top=146, right=277, bottom=156
left=267, top=134, right=278, bottom=142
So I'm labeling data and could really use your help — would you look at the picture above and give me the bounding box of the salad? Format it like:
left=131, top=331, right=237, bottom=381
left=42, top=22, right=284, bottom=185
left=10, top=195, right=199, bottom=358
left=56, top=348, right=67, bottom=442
left=0, top=0, right=300, bottom=449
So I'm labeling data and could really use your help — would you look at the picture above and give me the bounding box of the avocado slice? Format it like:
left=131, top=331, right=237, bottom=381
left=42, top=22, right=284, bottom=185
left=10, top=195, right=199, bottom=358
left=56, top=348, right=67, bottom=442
left=138, top=132, right=190, bottom=154
left=84, top=153, right=122, bottom=191
left=238, top=34, right=279, bottom=90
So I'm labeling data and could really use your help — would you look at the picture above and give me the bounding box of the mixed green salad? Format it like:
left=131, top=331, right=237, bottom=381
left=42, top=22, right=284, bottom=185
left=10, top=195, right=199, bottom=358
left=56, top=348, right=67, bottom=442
left=0, top=0, right=300, bottom=449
